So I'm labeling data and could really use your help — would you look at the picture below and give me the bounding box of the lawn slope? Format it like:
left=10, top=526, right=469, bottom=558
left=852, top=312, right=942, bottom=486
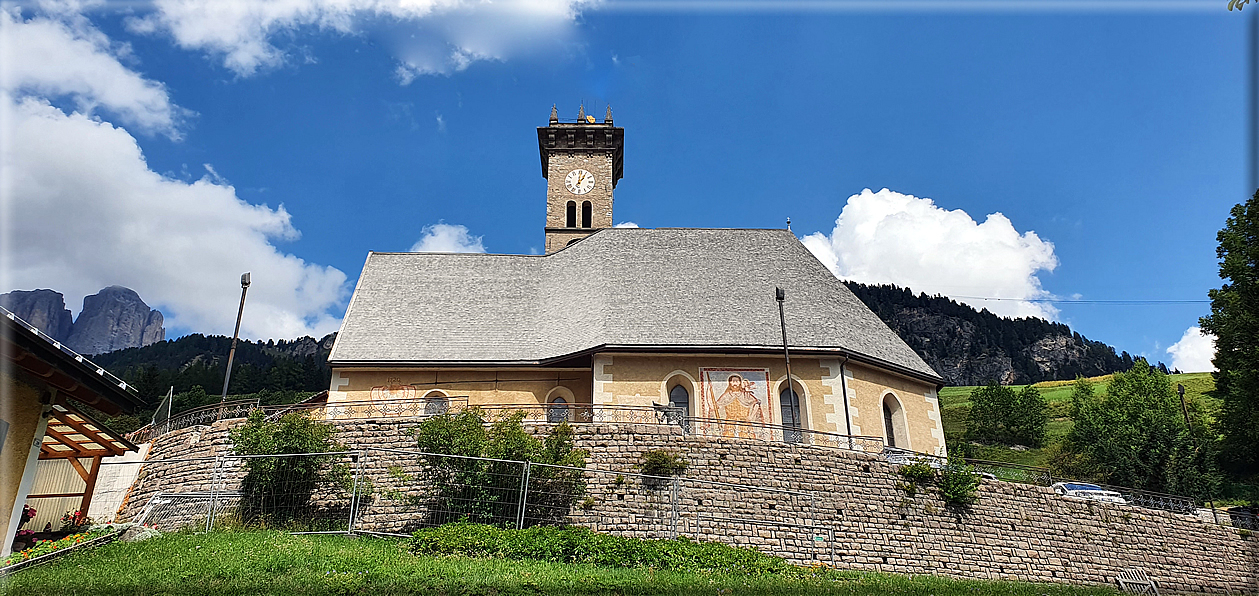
left=6, top=531, right=1122, bottom=596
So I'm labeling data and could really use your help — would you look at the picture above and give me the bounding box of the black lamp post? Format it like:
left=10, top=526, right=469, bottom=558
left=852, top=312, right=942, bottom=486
left=1178, top=383, right=1218, bottom=524
left=219, top=272, right=250, bottom=414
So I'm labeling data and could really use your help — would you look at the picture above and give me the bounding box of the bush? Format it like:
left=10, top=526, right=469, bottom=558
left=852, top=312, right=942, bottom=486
left=966, top=382, right=1048, bottom=447
left=406, top=409, right=588, bottom=526
left=229, top=410, right=351, bottom=527
left=639, top=449, right=688, bottom=477
left=897, top=458, right=935, bottom=485
left=938, top=456, right=981, bottom=506
left=409, top=523, right=797, bottom=576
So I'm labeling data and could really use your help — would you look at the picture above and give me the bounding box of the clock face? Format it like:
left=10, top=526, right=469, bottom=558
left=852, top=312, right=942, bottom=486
left=565, top=169, right=595, bottom=195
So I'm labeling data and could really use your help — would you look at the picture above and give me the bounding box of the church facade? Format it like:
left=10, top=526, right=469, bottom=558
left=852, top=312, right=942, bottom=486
left=328, top=107, right=948, bottom=456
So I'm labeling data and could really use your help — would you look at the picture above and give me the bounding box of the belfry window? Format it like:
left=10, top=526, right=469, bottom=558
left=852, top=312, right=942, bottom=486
left=581, top=201, right=592, bottom=228
left=779, top=384, right=802, bottom=443
left=565, top=201, right=577, bottom=228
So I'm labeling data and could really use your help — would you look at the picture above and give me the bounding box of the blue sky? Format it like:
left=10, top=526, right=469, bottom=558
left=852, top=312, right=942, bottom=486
left=1, top=0, right=1251, bottom=372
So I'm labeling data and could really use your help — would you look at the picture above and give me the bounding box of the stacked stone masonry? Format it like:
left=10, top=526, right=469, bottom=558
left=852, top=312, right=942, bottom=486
left=117, top=417, right=1258, bottom=594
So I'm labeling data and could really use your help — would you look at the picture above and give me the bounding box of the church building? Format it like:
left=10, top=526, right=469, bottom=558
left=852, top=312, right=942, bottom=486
left=328, top=106, right=948, bottom=456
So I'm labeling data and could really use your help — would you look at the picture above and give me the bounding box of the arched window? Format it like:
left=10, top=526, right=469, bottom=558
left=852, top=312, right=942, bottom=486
left=882, top=393, right=908, bottom=449
left=581, top=201, right=592, bottom=228
left=547, top=395, right=570, bottom=423
left=565, top=201, right=577, bottom=228
left=669, top=384, right=690, bottom=414
left=422, top=390, right=449, bottom=416
left=779, top=384, right=802, bottom=443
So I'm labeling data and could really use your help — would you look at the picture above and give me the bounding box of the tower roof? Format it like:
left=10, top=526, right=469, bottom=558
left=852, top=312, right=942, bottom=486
left=330, top=228, right=942, bottom=384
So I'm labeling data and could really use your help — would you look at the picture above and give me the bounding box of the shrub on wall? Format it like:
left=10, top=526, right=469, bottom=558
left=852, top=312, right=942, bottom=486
left=639, top=450, right=688, bottom=477
left=229, top=410, right=352, bottom=527
left=938, top=456, right=981, bottom=506
left=407, top=409, right=588, bottom=526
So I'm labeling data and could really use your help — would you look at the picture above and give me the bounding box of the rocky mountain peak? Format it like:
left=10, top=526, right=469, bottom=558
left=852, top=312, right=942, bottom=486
left=3, top=286, right=167, bottom=355
left=65, top=286, right=165, bottom=355
left=0, top=289, right=74, bottom=342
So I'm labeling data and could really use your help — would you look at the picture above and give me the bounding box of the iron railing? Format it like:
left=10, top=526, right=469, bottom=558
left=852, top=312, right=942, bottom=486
left=127, top=399, right=261, bottom=444
left=965, top=458, right=1054, bottom=486
left=682, top=417, right=886, bottom=454
left=263, top=397, right=470, bottom=421
left=881, top=450, right=1208, bottom=518
left=477, top=403, right=684, bottom=425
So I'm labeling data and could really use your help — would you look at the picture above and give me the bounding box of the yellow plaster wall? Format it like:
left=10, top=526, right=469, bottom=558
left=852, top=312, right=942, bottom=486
left=592, top=354, right=839, bottom=431
left=1, top=372, right=44, bottom=546
left=329, top=369, right=592, bottom=407
left=844, top=361, right=945, bottom=455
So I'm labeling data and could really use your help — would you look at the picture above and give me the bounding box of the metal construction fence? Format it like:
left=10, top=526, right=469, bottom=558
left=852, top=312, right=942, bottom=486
left=113, top=448, right=837, bottom=565
left=120, top=397, right=1253, bottom=528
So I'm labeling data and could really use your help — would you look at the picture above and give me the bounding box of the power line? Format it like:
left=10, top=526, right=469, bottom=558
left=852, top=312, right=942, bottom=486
left=951, top=296, right=1209, bottom=305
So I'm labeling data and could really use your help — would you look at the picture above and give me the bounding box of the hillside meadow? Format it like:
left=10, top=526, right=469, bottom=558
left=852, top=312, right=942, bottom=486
left=938, top=373, right=1219, bottom=468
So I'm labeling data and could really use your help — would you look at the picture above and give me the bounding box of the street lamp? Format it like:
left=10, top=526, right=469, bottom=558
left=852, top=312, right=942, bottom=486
left=1178, top=383, right=1218, bottom=524
left=219, top=273, right=250, bottom=412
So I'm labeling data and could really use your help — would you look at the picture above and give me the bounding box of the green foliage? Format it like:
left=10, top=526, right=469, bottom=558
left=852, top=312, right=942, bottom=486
left=937, top=457, right=981, bottom=506
left=229, top=410, right=351, bottom=527
left=409, top=523, right=797, bottom=576
left=966, top=382, right=1048, bottom=447
left=89, top=333, right=334, bottom=427
left=897, top=458, right=936, bottom=486
left=408, top=409, right=588, bottom=526
left=1058, top=362, right=1221, bottom=497
left=1200, top=189, right=1259, bottom=481
left=6, top=530, right=1125, bottom=596
left=638, top=450, right=688, bottom=477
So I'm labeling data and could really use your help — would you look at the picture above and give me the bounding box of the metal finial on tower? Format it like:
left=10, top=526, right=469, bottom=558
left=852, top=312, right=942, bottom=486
left=550, top=104, right=558, bottom=123
left=605, top=105, right=613, bottom=123
left=578, top=104, right=585, bottom=121
left=786, top=217, right=791, bottom=232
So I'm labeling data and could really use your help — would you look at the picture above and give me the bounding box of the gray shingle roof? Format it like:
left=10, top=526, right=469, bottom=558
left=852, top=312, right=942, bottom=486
left=330, top=228, right=941, bottom=383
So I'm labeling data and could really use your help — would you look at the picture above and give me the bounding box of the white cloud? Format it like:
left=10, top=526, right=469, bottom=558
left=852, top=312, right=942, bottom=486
left=801, top=188, right=1059, bottom=320
left=0, top=93, right=348, bottom=340
left=0, top=8, right=187, bottom=137
left=126, top=0, right=593, bottom=79
left=1167, top=327, right=1216, bottom=373
left=613, top=221, right=639, bottom=228
left=410, top=223, right=485, bottom=253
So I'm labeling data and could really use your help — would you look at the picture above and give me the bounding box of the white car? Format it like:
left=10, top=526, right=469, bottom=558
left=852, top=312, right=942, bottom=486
left=1051, top=482, right=1128, bottom=505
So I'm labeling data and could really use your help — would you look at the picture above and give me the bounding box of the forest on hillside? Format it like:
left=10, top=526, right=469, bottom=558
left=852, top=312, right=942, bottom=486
left=91, top=333, right=336, bottom=432
left=843, top=281, right=1141, bottom=385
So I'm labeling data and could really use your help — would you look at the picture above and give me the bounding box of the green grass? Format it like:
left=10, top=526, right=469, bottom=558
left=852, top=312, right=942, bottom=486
left=4, top=530, right=1123, bottom=596
left=940, top=373, right=1221, bottom=469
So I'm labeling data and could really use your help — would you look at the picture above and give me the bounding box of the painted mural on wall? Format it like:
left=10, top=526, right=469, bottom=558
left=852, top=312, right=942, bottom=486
left=370, top=380, right=415, bottom=400
left=698, top=368, right=773, bottom=438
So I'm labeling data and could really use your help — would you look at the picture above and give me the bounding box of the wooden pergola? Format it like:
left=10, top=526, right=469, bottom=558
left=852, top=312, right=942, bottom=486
left=31, top=403, right=138, bottom=515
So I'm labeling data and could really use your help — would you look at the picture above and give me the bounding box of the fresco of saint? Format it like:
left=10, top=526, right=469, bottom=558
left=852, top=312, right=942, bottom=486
left=699, top=368, right=771, bottom=438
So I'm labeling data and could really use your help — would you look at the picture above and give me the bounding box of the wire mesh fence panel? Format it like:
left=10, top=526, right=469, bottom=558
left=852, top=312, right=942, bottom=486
left=353, top=448, right=528, bottom=534
left=212, top=453, right=360, bottom=532
left=542, top=468, right=678, bottom=539
left=134, top=492, right=228, bottom=532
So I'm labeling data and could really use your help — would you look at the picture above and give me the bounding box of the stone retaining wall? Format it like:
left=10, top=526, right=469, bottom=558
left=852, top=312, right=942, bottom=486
left=117, top=417, right=1258, bottom=594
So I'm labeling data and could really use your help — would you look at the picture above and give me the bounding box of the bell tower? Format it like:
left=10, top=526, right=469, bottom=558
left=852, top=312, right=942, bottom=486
left=538, top=104, right=624, bottom=253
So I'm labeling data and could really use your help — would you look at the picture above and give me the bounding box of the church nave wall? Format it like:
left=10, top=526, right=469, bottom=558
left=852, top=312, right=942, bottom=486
left=328, top=368, right=593, bottom=407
